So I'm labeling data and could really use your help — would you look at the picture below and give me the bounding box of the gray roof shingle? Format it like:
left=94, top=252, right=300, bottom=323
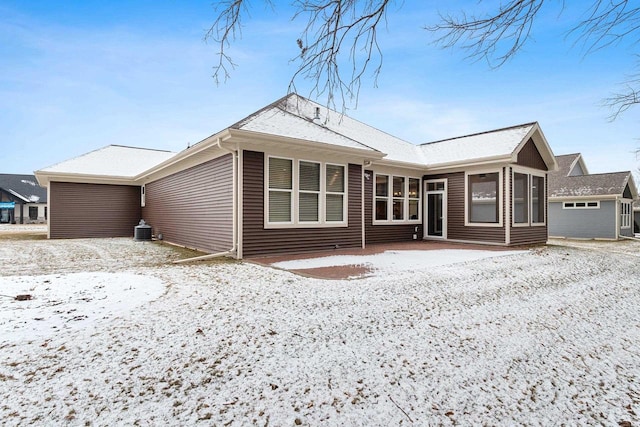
left=0, top=174, right=47, bottom=203
left=549, top=154, right=634, bottom=198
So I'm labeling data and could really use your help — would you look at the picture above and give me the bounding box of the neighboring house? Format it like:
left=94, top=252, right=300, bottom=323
left=35, top=94, right=557, bottom=258
left=0, top=174, right=48, bottom=224
left=548, top=153, right=638, bottom=240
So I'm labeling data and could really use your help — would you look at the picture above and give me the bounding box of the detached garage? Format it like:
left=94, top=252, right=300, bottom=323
left=35, top=145, right=176, bottom=239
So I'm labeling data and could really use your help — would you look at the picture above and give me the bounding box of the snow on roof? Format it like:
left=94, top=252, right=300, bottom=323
left=234, top=94, right=424, bottom=163
left=549, top=153, right=636, bottom=198
left=419, top=123, right=536, bottom=166
left=0, top=174, right=47, bottom=203
left=38, top=145, right=177, bottom=178
left=549, top=170, right=633, bottom=197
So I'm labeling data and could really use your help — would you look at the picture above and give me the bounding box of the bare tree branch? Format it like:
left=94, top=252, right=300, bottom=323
left=426, top=0, right=546, bottom=67
left=605, top=72, right=640, bottom=120
left=570, top=0, right=640, bottom=54
left=204, top=0, right=266, bottom=84
left=289, top=0, right=390, bottom=112
left=205, top=0, right=391, bottom=112
left=427, top=0, right=640, bottom=116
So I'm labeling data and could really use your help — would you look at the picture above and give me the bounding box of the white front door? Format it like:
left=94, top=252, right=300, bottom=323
left=425, top=179, right=447, bottom=239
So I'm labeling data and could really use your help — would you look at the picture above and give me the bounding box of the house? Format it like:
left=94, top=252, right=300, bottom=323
left=548, top=153, right=638, bottom=240
left=0, top=174, right=48, bottom=224
left=35, top=94, right=557, bottom=258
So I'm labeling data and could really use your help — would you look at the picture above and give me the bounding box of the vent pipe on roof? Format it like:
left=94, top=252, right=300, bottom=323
left=313, top=107, right=321, bottom=123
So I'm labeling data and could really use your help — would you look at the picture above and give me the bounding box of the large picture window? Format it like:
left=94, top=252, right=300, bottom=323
left=267, top=157, right=346, bottom=226
left=512, top=170, right=545, bottom=226
left=374, top=173, right=421, bottom=223
left=468, top=172, right=500, bottom=224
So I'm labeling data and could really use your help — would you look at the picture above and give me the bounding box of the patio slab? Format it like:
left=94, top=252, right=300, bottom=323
left=249, top=240, right=533, bottom=280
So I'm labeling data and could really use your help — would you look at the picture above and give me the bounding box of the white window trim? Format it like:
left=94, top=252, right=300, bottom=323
left=373, top=173, right=422, bottom=225
left=530, top=173, right=546, bottom=226
left=325, top=162, right=347, bottom=224
left=264, top=156, right=348, bottom=228
left=511, top=168, right=546, bottom=227
left=465, top=169, right=504, bottom=227
left=621, top=200, right=632, bottom=229
left=424, top=178, right=447, bottom=239
left=298, top=159, right=322, bottom=225
left=562, top=201, right=600, bottom=209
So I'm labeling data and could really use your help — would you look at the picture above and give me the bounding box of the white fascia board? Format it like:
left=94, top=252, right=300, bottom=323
left=549, top=195, right=618, bottom=202
left=5, top=189, right=29, bottom=202
left=228, top=128, right=386, bottom=160
left=135, top=129, right=233, bottom=181
left=34, top=171, right=140, bottom=186
left=424, top=155, right=513, bottom=172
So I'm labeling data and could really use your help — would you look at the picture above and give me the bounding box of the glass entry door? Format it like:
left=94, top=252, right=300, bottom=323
left=425, top=180, right=447, bottom=239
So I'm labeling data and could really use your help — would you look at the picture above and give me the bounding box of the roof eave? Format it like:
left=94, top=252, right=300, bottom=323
left=135, top=129, right=233, bottom=181
left=228, top=128, right=386, bottom=160
left=425, top=155, right=513, bottom=172
left=34, top=171, right=138, bottom=187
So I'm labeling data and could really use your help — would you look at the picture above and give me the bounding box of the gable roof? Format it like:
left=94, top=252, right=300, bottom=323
left=34, top=93, right=558, bottom=184
left=549, top=153, right=637, bottom=199
left=36, top=145, right=177, bottom=187
left=419, top=122, right=557, bottom=170
left=232, top=94, right=422, bottom=165
left=0, top=174, right=47, bottom=203
left=552, top=153, right=589, bottom=177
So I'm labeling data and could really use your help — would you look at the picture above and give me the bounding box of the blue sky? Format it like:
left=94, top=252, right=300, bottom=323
left=1, top=1, right=638, bottom=179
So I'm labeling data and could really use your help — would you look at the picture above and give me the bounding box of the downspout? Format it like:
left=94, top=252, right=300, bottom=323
left=505, top=167, right=511, bottom=245
left=615, top=196, right=621, bottom=240
left=173, top=138, right=238, bottom=264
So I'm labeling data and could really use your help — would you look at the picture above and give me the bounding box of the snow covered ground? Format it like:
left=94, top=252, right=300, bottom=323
left=1, top=233, right=639, bottom=426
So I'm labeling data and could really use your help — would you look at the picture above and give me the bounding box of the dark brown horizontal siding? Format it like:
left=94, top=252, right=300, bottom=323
left=510, top=226, right=547, bottom=245
left=242, top=150, right=362, bottom=258
left=143, top=155, right=233, bottom=253
left=425, top=172, right=505, bottom=244
left=364, top=170, right=423, bottom=244
left=50, top=182, right=141, bottom=239
left=516, top=138, right=547, bottom=170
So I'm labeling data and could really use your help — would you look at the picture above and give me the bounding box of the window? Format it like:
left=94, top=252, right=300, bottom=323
left=375, top=175, right=389, bottom=221
left=621, top=201, right=632, bottom=229
left=266, top=157, right=346, bottom=226
left=408, top=178, right=420, bottom=220
left=299, top=161, right=320, bottom=222
left=141, top=185, right=146, bottom=207
left=468, top=172, right=500, bottom=224
left=268, top=157, right=293, bottom=223
left=393, top=176, right=404, bottom=220
left=511, top=170, right=545, bottom=226
left=513, top=173, right=529, bottom=224
left=325, top=164, right=345, bottom=222
left=531, top=175, right=545, bottom=224
left=563, top=201, right=600, bottom=209
left=29, top=206, right=38, bottom=220
left=374, top=173, right=421, bottom=223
